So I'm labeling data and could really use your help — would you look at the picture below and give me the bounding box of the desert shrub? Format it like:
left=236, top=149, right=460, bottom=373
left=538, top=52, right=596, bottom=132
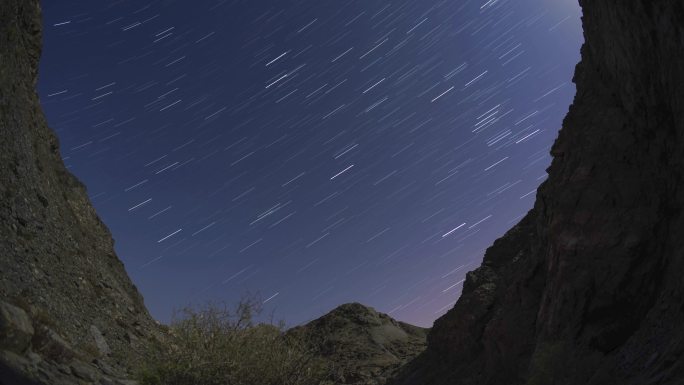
left=137, top=297, right=331, bottom=385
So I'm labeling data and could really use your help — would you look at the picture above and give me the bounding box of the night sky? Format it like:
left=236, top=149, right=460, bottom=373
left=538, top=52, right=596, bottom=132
left=38, top=0, right=582, bottom=327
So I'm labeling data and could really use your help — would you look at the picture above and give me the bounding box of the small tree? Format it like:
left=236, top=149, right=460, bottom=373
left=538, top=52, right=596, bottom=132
left=137, top=296, right=330, bottom=385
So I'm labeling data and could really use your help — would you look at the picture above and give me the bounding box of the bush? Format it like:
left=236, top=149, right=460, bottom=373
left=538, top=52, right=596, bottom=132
left=136, top=297, right=331, bottom=385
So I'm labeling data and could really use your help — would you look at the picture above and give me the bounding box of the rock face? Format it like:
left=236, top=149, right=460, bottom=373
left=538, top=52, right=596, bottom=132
left=0, top=1, right=161, bottom=383
left=392, top=1, right=684, bottom=384
left=290, top=303, right=428, bottom=385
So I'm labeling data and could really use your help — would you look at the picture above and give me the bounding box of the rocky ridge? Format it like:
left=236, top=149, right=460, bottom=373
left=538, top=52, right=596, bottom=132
left=391, top=1, right=684, bottom=384
left=1, top=1, right=163, bottom=384
left=288, top=303, right=427, bottom=385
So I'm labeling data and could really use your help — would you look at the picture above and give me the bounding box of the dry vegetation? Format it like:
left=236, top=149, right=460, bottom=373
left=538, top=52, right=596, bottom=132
left=136, top=297, right=333, bottom=385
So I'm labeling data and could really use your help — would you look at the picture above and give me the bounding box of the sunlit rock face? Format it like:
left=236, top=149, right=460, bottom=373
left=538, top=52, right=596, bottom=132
left=391, top=1, right=684, bottom=384
left=0, top=1, right=162, bottom=383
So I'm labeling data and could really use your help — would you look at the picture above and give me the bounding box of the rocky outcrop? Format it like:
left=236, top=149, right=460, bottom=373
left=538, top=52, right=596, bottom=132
left=392, top=1, right=684, bottom=384
left=0, top=300, right=138, bottom=385
left=290, top=303, right=427, bottom=385
left=0, top=1, right=162, bottom=383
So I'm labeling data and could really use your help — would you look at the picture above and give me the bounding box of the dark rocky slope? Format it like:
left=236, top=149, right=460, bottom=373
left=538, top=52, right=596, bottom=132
left=1, top=1, right=162, bottom=384
left=392, top=1, right=684, bottom=384
left=289, top=303, right=427, bottom=385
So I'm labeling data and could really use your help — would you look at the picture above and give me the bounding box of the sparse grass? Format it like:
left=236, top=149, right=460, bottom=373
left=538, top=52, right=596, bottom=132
left=136, top=296, right=332, bottom=385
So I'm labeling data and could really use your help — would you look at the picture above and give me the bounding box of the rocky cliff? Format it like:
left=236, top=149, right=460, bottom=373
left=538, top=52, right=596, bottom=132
left=289, top=303, right=427, bottom=385
left=392, top=1, right=684, bottom=384
left=0, top=1, right=162, bottom=384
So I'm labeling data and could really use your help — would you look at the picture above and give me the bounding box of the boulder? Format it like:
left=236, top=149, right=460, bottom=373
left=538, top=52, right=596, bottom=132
left=90, top=325, right=111, bottom=356
left=0, top=301, right=34, bottom=353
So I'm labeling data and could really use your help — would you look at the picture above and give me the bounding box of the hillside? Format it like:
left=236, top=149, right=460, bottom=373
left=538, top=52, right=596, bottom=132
left=289, top=303, right=427, bottom=385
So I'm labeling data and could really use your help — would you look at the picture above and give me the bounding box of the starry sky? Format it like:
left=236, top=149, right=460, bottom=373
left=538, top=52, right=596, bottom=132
left=38, top=0, right=582, bottom=327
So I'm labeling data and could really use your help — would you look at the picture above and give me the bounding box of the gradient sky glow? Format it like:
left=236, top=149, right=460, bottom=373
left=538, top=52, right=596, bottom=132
left=38, top=0, right=582, bottom=327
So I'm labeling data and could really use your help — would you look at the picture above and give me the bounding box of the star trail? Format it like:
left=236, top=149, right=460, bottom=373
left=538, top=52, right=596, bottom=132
left=38, top=0, right=582, bottom=327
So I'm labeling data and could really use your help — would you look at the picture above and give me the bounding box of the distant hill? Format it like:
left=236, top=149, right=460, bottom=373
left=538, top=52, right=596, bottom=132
left=290, top=303, right=427, bottom=385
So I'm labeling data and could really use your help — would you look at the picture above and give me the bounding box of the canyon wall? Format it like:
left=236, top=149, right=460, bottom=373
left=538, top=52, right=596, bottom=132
left=393, top=0, right=684, bottom=384
left=0, top=1, right=162, bottom=383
